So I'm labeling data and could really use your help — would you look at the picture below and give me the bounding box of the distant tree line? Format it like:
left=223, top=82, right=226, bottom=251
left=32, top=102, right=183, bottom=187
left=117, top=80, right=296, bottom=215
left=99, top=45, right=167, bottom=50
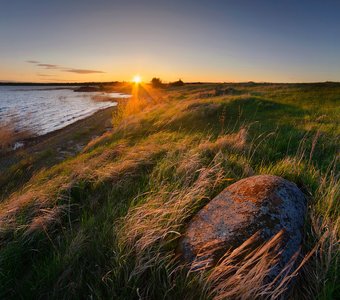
left=151, top=78, right=184, bottom=88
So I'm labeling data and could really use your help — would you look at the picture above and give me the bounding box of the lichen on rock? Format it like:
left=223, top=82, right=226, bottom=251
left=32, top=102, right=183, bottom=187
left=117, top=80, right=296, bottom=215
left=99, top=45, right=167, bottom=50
left=180, top=175, right=307, bottom=271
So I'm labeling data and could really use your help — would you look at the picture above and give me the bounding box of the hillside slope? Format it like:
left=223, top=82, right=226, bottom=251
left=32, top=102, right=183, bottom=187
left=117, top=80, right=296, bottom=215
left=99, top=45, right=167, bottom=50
left=0, top=83, right=339, bottom=299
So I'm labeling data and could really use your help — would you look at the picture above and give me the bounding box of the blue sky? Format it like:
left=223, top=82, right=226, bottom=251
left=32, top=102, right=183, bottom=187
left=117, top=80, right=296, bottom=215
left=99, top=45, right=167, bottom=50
left=1, top=0, right=339, bottom=82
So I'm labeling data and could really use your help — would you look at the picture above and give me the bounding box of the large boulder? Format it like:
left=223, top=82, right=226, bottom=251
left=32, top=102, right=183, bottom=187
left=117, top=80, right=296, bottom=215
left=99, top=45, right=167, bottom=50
left=180, top=175, right=306, bottom=268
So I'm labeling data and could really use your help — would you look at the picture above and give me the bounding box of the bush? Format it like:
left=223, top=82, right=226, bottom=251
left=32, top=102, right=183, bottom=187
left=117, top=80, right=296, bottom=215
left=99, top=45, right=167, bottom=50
left=169, top=79, right=184, bottom=87
left=151, top=77, right=163, bottom=88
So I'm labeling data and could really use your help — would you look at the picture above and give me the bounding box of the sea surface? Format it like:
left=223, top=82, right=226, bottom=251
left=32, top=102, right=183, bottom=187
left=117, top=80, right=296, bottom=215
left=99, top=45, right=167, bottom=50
left=0, top=86, right=130, bottom=136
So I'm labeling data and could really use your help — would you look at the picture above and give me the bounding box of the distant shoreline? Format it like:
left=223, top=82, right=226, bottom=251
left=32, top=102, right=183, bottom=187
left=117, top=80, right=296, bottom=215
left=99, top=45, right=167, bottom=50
left=0, top=81, right=120, bottom=86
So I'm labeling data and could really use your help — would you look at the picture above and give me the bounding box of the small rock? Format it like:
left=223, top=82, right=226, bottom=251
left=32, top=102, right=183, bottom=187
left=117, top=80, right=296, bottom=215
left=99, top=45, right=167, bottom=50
left=180, top=175, right=306, bottom=269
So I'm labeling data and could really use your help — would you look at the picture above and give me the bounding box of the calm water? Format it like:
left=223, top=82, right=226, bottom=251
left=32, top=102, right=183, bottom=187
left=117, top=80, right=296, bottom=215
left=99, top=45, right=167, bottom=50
left=0, top=86, right=130, bottom=136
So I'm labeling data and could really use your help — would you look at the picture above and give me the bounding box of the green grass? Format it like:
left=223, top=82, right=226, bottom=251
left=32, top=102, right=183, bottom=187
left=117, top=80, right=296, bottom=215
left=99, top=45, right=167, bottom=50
left=0, top=83, right=339, bottom=299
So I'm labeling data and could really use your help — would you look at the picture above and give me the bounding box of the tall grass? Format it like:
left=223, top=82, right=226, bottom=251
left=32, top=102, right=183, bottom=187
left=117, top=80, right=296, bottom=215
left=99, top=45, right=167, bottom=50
left=0, top=120, right=33, bottom=152
left=0, top=83, right=338, bottom=299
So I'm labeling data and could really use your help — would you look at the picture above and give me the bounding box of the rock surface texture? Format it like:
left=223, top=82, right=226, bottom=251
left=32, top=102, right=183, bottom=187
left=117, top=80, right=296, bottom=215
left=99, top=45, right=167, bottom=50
left=180, top=175, right=306, bottom=268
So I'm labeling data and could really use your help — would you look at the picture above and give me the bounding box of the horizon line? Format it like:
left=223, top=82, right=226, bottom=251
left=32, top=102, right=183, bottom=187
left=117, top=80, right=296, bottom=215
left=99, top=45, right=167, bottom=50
left=1, top=80, right=340, bottom=85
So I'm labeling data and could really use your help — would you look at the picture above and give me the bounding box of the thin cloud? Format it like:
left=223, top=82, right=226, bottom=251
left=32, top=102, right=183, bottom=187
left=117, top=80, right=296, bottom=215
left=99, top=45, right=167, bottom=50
left=37, top=73, right=55, bottom=77
left=65, top=69, right=105, bottom=74
left=37, top=63, right=60, bottom=69
left=26, top=60, right=105, bottom=74
left=48, top=78, right=80, bottom=82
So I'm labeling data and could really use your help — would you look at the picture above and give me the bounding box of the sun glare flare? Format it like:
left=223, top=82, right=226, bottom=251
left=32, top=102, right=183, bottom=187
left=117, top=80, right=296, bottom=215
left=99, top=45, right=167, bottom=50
left=132, top=75, right=141, bottom=84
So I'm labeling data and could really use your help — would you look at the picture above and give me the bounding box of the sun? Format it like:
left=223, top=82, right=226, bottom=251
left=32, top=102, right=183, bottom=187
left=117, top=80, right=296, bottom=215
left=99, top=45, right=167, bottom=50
left=132, top=75, right=141, bottom=84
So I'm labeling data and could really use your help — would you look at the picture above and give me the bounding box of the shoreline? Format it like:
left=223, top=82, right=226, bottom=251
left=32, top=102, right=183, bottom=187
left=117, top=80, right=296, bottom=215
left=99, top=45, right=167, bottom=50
left=0, top=84, right=131, bottom=156
left=18, top=105, right=116, bottom=150
left=0, top=106, right=117, bottom=173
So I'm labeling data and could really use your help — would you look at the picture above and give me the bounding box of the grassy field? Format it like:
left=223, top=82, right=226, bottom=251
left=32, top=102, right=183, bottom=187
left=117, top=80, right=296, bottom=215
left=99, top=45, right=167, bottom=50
left=0, top=83, right=339, bottom=299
